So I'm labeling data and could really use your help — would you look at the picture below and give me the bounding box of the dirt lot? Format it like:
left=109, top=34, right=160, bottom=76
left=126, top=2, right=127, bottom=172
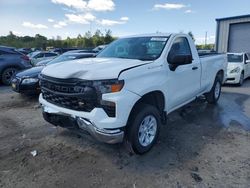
left=0, top=80, right=250, bottom=188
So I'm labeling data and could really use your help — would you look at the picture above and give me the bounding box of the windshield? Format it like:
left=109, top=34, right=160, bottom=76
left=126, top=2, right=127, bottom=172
left=47, top=54, right=79, bottom=65
left=97, top=36, right=169, bottom=61
left=227, top=54, right=243, bottom=63
left=27, top=52, right=37, bottom=58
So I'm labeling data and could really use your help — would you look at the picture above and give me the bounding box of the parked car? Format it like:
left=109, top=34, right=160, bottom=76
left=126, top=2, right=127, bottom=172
left=0, top=46, right=31, bottom=85
left=39, top=33, right=227, bottom=154
left=35, top=59, right=52, bottom=67
left=17, top=48, right=32, bottom=55
left=225, top=53, right=250, bottom=86
left=63, top=49, right=96, bottom=54
left=28, top=51, right=58, bottom=66
left=92, top=45, right=107, bottom=53
left=50, top=48, right=80, bottom=54
left=11, top=52, right=95, bottom=94
left=61, top=48, right=105, bottom=56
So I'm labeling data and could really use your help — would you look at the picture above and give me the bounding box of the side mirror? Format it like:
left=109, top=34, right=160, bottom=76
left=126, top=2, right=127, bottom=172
left=168, top=54, right=193, bottom=71
left=246, top=60, right=250, bottom=64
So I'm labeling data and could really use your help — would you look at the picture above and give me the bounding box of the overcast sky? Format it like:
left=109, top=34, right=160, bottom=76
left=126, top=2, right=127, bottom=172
left=0, top=0, right=249, bottom=44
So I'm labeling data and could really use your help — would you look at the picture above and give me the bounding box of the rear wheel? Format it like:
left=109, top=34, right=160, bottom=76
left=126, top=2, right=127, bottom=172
left=126, top=103, right=161, bottom=154
left=238, top=72, right=244, bottom=86
left=1, top=68, right=18, bottom=85
left=205, top=76, right=222, bottom=104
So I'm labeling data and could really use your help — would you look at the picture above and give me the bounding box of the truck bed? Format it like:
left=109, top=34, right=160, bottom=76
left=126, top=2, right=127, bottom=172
left=199, top=53, right=227, bottom=91
left=199, top=52, right=222, bottom=58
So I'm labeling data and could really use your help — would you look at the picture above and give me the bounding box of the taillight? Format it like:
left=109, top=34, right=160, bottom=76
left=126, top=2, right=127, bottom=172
left=22, top=55, right=30, bottom=61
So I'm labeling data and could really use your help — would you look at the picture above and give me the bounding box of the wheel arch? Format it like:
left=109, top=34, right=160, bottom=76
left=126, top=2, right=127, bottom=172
left=127, top=90, right=167, bottom=125
left=216, top=69, right=224, bottom=83
left=0, top=65, right=21, bottom=75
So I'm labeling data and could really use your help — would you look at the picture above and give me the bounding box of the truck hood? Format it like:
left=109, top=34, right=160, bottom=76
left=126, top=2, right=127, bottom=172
left=41, top=57, right=152, bottom=80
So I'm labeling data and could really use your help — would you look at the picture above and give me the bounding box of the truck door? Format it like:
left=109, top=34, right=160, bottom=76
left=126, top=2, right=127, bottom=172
left=167, top=36, right=201, bottom=110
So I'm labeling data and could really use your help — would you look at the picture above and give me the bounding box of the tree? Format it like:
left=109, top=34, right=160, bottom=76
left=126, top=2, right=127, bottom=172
left=84, top=31, right=92, bottom=39
left=56, top=35, right=62, bottom=41
left=93, top=29, right=104, bottom=46
left=0, top=30, right=116, bottom=49
left=76, top=34, right=84, bottom=47
left=8, top=31, right=16, bottom=39
left=104, top=29, right=114, bottom=44
left=196, top=44, right=215, bottom=50
left=84, top=31, right=94, bottom=47
left=34, top=34, right=47, bottom=49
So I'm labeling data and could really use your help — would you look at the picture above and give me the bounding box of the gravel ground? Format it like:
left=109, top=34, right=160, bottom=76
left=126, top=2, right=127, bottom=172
left=0, top=80, right=250, bottom=188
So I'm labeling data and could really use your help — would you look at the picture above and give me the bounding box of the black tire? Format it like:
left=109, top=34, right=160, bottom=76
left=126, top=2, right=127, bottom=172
left=238, top=72, right=244, bottom=86
left=205, top=76, right=222, bottom=104
left=1, top=67, right=17, bottom=85
left=126, top=103, right=161, bottom=154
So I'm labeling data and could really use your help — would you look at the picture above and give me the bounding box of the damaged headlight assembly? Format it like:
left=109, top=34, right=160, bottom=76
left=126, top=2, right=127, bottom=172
left=93, top=79, right=124, bottom=94
left=92, top=79, right=124, bottom=117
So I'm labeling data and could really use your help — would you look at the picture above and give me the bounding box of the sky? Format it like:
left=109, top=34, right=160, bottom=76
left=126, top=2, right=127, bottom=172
left=0, top=0, right=250, bottom=44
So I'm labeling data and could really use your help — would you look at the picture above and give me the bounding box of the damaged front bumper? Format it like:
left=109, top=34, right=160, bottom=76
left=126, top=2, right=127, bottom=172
left=42, top=105, right=124, bottom=144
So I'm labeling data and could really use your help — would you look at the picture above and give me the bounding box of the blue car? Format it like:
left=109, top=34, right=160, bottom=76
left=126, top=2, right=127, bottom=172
left=11, top=52, right=95, bottom=94
left=0, top=46, right=32, bottom=85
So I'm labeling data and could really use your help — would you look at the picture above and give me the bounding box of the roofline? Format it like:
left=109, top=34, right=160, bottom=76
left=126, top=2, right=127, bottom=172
left=119, top=33, right=172, bottom=38
left=216, top=14, right=250, bottom=22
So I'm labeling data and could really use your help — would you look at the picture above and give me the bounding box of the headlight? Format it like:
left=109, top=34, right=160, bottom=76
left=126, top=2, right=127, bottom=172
left=22, top=78, right=39, bottom=84
left=230, top=67, right=240, bottom=73
left=93, top=79, right=124, bottom=94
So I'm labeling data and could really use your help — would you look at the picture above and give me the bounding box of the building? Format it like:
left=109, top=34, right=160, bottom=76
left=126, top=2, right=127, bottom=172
left=215, top=14, right=250, bottom=53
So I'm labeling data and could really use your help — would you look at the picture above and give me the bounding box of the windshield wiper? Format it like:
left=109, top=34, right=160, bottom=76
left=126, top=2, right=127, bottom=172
left=116, top=56, right=154, bottom=61
left=138, top=58, right=155, bottom=61
left=117, top=56, right=131, bottom=59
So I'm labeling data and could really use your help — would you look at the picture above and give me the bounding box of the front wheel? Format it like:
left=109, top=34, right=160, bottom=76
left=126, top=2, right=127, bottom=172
left=126, top=103, right=161, bottom=154
left=205, top=76, right=222, bottom=104
left=1, top=67, right=17, bottom=85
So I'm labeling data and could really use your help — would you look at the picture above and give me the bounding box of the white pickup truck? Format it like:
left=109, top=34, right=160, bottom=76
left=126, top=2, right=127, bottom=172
left=39, top=33, right=227, bottom=154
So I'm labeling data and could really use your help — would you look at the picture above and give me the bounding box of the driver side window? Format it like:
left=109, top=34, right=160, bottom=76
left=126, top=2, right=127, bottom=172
left=168, top=37, right=192, bottom=63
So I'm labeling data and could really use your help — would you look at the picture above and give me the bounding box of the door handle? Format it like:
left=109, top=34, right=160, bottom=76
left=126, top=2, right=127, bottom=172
left=192, top=66, right=198, bottom=70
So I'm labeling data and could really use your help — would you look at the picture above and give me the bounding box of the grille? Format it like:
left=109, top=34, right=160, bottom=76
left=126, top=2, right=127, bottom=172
left=40, top=75, right=116, bottom=117
left=42, top=90, right=97, bottom=111
left=40, top=76, right=97, bottom=112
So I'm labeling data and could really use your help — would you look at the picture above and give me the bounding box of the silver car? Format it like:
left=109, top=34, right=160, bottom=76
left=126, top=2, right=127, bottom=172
left=28, top=51, right=58, bottom=66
